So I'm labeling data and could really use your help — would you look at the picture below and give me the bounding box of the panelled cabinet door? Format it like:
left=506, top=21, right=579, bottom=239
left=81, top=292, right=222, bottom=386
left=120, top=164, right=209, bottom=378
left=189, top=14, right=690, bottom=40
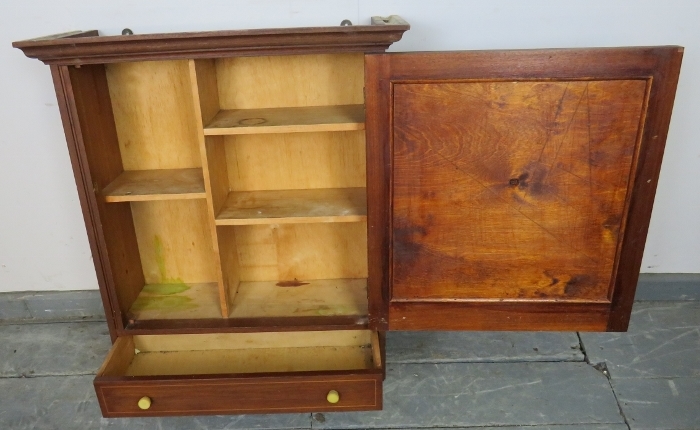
left=365, top=47, right=682, bottom=332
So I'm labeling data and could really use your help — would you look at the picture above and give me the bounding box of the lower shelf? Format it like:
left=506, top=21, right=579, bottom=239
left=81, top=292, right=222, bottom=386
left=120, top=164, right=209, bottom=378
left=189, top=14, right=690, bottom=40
left=126, top=278, right=368, bottom=327
left=229, top=278, right=368, bottom=318
left=127, top=283, right=221, bottom=321
left=94, top=330, right=382, bottom=416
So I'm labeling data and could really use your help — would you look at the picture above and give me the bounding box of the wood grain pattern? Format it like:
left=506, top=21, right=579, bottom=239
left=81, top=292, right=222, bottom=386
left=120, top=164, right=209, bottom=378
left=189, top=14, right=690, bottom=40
left=188, top=59, right=235, bottom=317
left=123, top=315, right=368, bottom=334
left=216, top=54, right=364, bottom=109
left=127, top=282, right=221, bottom=321
left=125, top=346, right=373, bottom=375
left=95, top=373, right=381, bottom=417
left=393, top=80, right=647, bottom=301
left=95, top=336, right=134, bottom=377
left=606, top=48, right=684, bottom=330
left=389, top=301, right=610, bottom=331
left=229, top=278, right=368, bottom=318
left=366, top=47, right=683, bottom=332
left=14, top=19, right=409, bottom=65
left=131, top=200, right=218, bottom=285
left=233, top=223, right=368, bottom=282
left=132, top=330, right=372, bottom=352
left=56, top=65, right=146, bottom=334
left=224, top=131, right=366, bottom=191
left=204, top=105, right=365, bottom=135
left=215, top=188, right=367, bottom=225
left=95, top=330, right=382, bottom=416
left=106, top=60, right=201, bottom=170
left=102, top=168, right=206, bottom=202
left=364, top=55, right=391, bottom=331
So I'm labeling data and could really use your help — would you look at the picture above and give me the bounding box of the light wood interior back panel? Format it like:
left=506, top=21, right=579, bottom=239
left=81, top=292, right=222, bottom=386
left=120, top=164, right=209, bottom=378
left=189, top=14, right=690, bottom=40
left=392, top=80, right=648, bottom=301
left=230, top=222, right=368, bottom=282
left=216, top=54, right=364, bottom=109
left=131, top=200, right=218, bottom=284
left=106, top=60, right=201, bottom=170
left=224, top=131, right=366, bottom=191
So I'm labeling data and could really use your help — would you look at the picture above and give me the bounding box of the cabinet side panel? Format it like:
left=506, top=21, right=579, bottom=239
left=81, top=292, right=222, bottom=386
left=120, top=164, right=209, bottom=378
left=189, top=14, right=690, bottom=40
left=365, top=55, right=391, bottom=330
left=54, top=65, right=145, bottom=334
left=608, top=48, right=684, bottom=330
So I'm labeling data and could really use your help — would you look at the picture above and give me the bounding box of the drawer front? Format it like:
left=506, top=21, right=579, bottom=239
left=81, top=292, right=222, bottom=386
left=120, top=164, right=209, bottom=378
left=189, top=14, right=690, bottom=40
left=95, top=373, right=381, bottom=417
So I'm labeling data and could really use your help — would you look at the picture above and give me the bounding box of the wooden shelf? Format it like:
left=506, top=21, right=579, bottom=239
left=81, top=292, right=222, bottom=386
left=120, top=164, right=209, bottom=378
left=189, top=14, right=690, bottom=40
left=229, top=278, right=368, bottom=318
left=102, top=168, right=206, bottom=202
left=127, top=282, right=221, bottom=320
left=203, top=104, right=365, bottom=135
left=215, top=187, right=367, bottom=226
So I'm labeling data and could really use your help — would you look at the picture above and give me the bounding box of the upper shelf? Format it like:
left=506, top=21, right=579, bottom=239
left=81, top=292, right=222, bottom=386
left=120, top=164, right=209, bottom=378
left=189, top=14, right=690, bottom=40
left=204, top=104, right=365, bottom=135
left=12, top=16, right=409, bottom=65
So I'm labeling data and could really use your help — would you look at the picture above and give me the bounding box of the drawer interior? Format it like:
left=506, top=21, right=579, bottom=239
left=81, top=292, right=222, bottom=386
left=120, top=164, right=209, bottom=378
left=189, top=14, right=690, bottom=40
left=98, top=330, right=381, bottom=377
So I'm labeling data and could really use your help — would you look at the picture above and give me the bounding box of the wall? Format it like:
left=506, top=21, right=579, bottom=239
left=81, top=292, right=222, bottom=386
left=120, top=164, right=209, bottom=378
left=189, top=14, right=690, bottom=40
left=0, top=0, right=698, bottom=292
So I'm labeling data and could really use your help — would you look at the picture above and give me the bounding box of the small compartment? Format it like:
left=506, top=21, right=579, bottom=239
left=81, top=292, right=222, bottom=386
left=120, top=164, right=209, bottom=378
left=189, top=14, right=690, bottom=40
left=126, top=199, right=220, bottom=321
left=103, top=60, right=205, bottom=202
left=202, top=53, right=365, bottom=135
left=226, top=222, right=369, bottom=319
left=94, top=330, right=382, bottom=416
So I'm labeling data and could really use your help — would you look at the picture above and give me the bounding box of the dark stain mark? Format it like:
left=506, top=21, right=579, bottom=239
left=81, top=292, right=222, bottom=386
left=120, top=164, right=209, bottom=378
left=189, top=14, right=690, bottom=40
left=238, top=117, right=266, bottom=126
left=564, top=274, right=595, bottom=296
left=276, top=279, right=310, bottom=287
left=313, top=413, right=326, bottom=423
left=602, top=214, right=622, bottom=231
left=543, top=271, right=560, bottom=287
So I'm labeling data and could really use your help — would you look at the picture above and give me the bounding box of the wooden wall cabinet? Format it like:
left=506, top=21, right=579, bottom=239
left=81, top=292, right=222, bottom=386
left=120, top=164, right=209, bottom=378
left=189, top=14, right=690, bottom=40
left=14, top=17, right=682, bottom=417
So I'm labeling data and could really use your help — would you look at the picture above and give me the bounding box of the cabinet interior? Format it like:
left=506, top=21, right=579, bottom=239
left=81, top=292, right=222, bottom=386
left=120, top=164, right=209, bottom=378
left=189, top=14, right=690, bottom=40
left=99, top=330, right=380, bottom=376
left=99, top=54, right=368, bottom=325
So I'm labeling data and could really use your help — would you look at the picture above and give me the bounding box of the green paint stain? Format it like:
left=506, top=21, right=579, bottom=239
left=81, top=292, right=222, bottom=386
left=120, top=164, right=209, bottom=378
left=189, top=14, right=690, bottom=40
left=132, top=236, right=199, bottom=314
left=154, top=235, right=168, bottom=282
left=142, top=283, right=190, bottom=295
left=314, top=305, right=356, bottom=316
left=131, top=295, right=197, bottom=312
left=153, top=235, right=186, bottom=284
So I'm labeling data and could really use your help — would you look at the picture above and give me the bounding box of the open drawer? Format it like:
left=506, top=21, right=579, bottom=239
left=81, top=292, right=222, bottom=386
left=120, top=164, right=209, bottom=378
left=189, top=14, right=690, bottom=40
left=94, top=330, right=383, bottom=417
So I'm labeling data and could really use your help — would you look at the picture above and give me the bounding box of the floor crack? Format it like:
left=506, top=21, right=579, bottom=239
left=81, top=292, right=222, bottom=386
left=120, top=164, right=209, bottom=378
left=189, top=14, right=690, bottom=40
left=578, top=332, right=631, bottom=430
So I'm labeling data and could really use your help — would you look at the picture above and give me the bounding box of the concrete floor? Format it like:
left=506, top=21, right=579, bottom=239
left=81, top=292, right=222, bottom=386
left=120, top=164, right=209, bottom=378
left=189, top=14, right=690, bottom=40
left=0, top=300, right=698, bottom=429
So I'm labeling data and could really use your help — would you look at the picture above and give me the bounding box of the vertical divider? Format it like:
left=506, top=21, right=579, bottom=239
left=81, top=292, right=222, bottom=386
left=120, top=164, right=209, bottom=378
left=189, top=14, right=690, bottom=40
left=187, top=59, right=240, bottom=317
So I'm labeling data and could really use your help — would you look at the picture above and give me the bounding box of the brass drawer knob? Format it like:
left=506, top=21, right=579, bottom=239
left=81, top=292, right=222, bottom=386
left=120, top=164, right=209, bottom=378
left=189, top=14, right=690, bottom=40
left=137, top=396, right=152, bottom=410
left=326, top=390, right=340, bottom=404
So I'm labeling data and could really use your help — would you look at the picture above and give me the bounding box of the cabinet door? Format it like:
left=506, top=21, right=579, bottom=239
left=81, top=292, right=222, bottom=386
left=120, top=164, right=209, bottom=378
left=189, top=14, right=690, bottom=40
left=365, top=47, right=682, bottom=332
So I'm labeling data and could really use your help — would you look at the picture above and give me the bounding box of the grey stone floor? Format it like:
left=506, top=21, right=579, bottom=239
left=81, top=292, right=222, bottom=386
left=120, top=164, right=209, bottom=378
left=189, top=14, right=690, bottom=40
left=1, top=295, right=698, bottom=428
